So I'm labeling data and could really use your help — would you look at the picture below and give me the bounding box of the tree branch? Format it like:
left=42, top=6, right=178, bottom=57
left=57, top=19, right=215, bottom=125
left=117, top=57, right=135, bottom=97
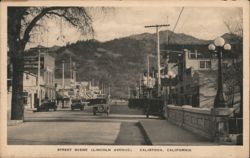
left=21, top=7, right=94, bottom=48
left=46, top=11, right=78, bottom=27
left=22, top=7, right=63, bottom=44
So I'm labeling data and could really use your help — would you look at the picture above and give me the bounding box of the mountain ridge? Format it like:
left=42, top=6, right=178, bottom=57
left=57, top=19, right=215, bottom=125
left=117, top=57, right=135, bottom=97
left=30, top=31, right=241, bottom=98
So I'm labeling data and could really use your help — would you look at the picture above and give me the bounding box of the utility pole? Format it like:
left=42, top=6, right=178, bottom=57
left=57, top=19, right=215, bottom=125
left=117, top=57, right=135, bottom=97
left=139, top=74, right=142, bottom=97
left=102, top=83, right=104, bottom=94
left=147, top=55, right=150, bottom=87
left=92, top=79, right=95, bottom=87
left=37, top=50, right=41, bottom=107
left=108, top=85, right=111, bottom=96
left=145, top=24, right=170, bottom=97
left=70, top=55, right=72, bottom=79
left=147, top=55, right=151, bottom=98
left=166, top=16, right=169, bottom=45
left=62, top=60, right=65, bottom=108
left=128, top=86, right=130, bottom=99
left=62, top=60, right=65, bottom=89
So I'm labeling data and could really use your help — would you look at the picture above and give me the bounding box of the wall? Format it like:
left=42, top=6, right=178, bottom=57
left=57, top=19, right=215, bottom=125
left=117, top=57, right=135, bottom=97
left=197, top=70, right=217, bottom=108
left=23, top=72, right=37, bottom=109
left=167, top=105, right=236, bottom=142
left=41, top=54, right=56, bottom=100
left=184, top=50, right=233, bottom=71
left=167, top=105, right=213, bottom=140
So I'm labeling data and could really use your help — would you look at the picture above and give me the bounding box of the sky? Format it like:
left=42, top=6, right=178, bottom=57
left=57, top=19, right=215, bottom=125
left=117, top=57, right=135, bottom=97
left=26, top=7, right=242, bottom=49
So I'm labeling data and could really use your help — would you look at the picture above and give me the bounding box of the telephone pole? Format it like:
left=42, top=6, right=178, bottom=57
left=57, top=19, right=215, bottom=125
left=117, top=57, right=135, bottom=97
left=128, top=86, right=130, bottom=99
left=37, top=50, right=41, bottom=106
left=147, top=55, right=150, bottom=87
left=145, top=24, right=170, bottom=97
left=62, top=60, right=65, bottom=89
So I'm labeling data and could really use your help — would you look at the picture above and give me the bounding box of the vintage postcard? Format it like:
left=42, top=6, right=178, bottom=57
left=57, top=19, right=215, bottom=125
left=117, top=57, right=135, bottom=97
left=0, top=0, right=249, bottom=158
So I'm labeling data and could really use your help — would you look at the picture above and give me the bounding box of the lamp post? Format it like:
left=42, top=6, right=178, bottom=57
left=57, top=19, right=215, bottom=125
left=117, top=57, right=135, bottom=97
left=208, top=37, right=231, bottom=108
left=168, top=71, right=176, bottom=104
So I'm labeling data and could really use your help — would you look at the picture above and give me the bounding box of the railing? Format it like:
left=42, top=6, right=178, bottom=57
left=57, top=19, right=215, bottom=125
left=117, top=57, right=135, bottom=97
left=167, top=105, right=213, bottom=140
left=128, top=98, right=242, bottom=144
left=167, top=105, right=242, bottom=144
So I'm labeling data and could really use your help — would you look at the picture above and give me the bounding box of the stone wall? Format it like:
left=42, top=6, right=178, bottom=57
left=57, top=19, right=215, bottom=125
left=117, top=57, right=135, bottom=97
left=167, top=105, right=236, bottom=141
left=168, top=105, right=213, bottom=140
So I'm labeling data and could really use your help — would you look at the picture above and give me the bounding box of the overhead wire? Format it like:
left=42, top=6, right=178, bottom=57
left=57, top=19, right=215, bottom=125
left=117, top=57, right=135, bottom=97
left=168, top=7, right=184, bottom=44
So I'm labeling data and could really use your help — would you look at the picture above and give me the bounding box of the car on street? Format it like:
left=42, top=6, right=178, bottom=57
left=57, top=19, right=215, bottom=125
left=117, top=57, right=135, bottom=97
left=92, top=98, right=110, bottom=116
left=37, top=100, right=57, bottom=112
left=71, top=99, right=85, bottom=111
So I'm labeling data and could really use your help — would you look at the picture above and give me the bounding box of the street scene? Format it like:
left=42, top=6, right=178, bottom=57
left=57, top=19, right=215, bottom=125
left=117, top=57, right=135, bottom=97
left=7, top=6, right=243, bottom=146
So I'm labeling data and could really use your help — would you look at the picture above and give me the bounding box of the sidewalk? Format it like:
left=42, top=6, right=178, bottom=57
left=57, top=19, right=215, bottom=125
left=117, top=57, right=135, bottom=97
left=139, top=119, right=216, bottom=145
left=7, top=109, right=35, bottom=126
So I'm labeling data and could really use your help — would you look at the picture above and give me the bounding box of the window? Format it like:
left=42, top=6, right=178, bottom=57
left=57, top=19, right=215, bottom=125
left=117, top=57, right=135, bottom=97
left=200, top=61, right=211, bottom=69
left=200, top=61, right=205, bottom=68
left=206, top=61, right=211, bottom=68
left=23, top=92, right=28, bottom=105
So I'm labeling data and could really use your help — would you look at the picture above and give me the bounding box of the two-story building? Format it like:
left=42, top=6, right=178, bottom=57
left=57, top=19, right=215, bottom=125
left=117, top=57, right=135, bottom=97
left=23, top=71, right=38, bottom=109
left=24, top=46, right=56, bottom=107
left=164, top=48, right=234, bottom=108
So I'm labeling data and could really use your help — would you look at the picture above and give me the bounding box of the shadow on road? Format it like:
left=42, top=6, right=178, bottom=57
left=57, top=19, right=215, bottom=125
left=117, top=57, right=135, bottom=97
left=24, top=115, right=160, bottom=123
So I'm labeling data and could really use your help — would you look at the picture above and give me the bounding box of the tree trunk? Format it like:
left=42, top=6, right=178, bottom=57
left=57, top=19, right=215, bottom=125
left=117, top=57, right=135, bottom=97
left=239, top=84, right=243, bottom=117
left=11, top=51, right=24, bottom=120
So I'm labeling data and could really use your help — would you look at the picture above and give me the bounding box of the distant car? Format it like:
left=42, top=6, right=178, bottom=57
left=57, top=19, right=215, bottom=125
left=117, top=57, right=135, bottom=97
left=37, top=100, right=57, bottom=112
left=71, top=99, right=85, bottom=111
left=92, top=98, right=110, bottom=116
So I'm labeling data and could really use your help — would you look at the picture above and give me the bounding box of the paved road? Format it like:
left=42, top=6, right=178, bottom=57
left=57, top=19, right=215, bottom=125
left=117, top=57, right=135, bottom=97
left=8, top=104, right=153, bottom=145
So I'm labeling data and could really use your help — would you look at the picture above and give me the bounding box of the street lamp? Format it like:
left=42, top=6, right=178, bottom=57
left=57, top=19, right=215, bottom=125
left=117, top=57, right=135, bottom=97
left=208, top=37, right=231, bottom=108
left=168, top=71, right=176, bottom=104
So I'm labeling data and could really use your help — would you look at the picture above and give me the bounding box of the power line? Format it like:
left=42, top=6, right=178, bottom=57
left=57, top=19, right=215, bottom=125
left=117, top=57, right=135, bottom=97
left=168, top=7, right=184, bottom=43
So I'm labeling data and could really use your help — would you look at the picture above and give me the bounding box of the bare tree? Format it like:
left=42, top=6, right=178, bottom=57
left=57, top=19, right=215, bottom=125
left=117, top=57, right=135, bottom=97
left=223, top=8, right=243, bottom=116
left=8, top=7, right=94, bottom=120
left=224, top=8, right=243, bottom=38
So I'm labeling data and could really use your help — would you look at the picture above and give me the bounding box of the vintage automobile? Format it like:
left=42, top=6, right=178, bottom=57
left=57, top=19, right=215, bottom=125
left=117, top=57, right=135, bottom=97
left=91, top=98, right=110, bottom=116
left=71, top=99, right=85, bottom=111
left=37, top=100, right=57, bottom=112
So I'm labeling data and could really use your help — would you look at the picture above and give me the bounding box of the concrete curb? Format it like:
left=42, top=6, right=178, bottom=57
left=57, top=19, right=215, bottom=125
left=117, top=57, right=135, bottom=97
left=138, top=121, right=153, bottom=145
left=7, top=120, right=23, bottom=126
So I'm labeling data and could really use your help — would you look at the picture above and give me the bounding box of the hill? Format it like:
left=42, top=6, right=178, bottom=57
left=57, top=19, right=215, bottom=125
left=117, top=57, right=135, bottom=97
left=50, top=31, right=241, bottom=98
left=129, top=30, right=210, bottom=45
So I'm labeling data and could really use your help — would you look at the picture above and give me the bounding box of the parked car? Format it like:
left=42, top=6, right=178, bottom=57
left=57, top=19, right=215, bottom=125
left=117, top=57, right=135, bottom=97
left=37, top=100, right=57, bottom=112
left=71, top=99, right=85, bottom=111
left=92, top=98, right=110, bottom=116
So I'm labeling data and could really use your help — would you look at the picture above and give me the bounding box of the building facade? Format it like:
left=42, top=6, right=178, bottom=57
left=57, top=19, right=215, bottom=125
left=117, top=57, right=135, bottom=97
left=24, top=47, right=56, bottom=106
left=164, top=49, right=234, bottom=108
left=23, top=71, right=37, bottom=109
